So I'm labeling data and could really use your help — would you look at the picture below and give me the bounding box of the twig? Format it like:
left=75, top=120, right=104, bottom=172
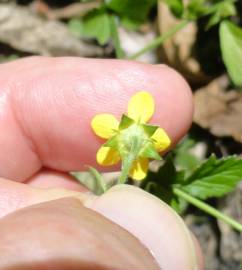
left=128, top=20, right=189, bottom=60
left=32, top=0, right=101, bottom=20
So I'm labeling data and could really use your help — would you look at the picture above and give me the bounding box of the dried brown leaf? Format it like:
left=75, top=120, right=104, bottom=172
left=157, top=1, right=209, bottom=85
left=0, top=3, right=104, bottom=57
left=31, top=0, right=101, bottom=20
left=194, top=76, right=242, bottom=143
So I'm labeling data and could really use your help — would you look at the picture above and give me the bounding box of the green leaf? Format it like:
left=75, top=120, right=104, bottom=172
left=182, top=155, right=242, bottom=199
left=174, top=138, right=201, bottom=176
left=120, top=17, right=141, bottom=30
left=206, top=1, right=236, bottom=29
left=163, top=0, right=184, bottom=18
left=186, top=0, right=209, bottom=19
left=69, top=8, right=111, bottom=45
left=68, top=19, right=82, bottom=37
left=105, top=0, right=156, bottom=22
left=146, top=181, right=185, bottom=213
left=143, top=156, right=186, bottom=212
left=220, top=20, right=242, bottom=87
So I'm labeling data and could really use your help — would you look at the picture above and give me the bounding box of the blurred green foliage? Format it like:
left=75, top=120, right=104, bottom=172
left=144, top=149, right=242, bottom=213
left=70, top=0, right=242, bottom=87
left=69, top=0, right=156, bottom=58
left=220, top=20, right=242, bottom=87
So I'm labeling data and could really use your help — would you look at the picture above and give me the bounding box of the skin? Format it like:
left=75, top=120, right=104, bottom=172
left=0, top=57, right=204, bottom=270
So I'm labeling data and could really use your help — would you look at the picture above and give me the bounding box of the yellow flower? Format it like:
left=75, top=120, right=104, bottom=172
left=91, top=91, right=171, bottom=181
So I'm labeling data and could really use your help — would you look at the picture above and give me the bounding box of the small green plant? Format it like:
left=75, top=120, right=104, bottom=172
left=131, top=0, right=242, bottom=88
left=73, top=91, right=242, bottom=233
left=71, top=0, right=242, bottom=233
left=69, top=0, right=242, bottom=88
left=91, top=91, right=171, bottom=184
left=69, top=0, right=156, bottom=58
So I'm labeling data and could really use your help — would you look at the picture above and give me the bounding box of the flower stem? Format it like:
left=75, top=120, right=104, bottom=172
left=173, top=188, right=242, bottom=232
left=128, top=20, right=189, bottom=60
left=88, top=166, right=107, bottom=194
left=119, top=136, right=141, bottom=184
left=110, top=15, right=125, bottom=59
left=119, top=156, right=134, bottom=184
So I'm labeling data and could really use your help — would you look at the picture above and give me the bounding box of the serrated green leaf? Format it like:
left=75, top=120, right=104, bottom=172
left=105, top=0, right=156, bottom=22
left=144, top=155, right=182, bottom=187
left=182, top=155, right=242, bottom=199
left=174, top=138, right=201, bottom=175
left=70, top=8, right=111, bottom=45
left=219, top=20, right=242, bottom=87
left=156, top=155, right=177, bottom=183
left=144, top=156, right=186, bottom=213
left=145, top=181, right=183, bottom=212
left=163, top=0, right=184, bottom=18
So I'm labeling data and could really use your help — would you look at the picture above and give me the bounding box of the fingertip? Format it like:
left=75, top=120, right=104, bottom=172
left=3, top=57, right=193, bottom=180
left=27, top=169, right=87, bottom=192
left=88, top=184, right=199, bottom=270
left=190, top=232, right=205, bottom=270
left=149, top=64, right=194, bottom=144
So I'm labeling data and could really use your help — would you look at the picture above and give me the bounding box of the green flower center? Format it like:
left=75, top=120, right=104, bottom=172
left=118, top=123, right=149, bottom=158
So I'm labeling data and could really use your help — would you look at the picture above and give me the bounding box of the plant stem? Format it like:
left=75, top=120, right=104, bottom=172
left=88, top=166, right=107, bottom=194
left=119, top=157, right=134, bottom=184
left=110, top=15, right=125, bottom=59
left=128, top=20, right=189, bottom=60
left=173, top=188, right=242, bottom=232
left=119, top=136, right=141, bottom=184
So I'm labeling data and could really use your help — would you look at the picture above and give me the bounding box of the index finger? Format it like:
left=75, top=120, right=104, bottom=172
left=0, top=57, right=193, bottom=181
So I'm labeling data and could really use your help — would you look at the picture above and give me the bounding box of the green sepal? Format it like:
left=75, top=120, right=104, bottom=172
left=71, top=167, right=106, bottom=195
left=142, top=123, right=158, bottom=137
left=141, top=143, right=161, bottom=160
left=119, top=114, right=135, bottom=130
left=103, top=135, right=118, bottom=148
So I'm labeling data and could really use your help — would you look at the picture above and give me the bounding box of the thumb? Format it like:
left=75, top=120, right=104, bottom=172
left=88, top=184, right=203, bottom=270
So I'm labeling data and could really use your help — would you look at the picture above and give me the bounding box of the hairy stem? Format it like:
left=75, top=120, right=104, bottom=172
left=173, top=188, right=242, bottom=232
left=119, top=156, right=135, bottom=184
left=110, top=15, right=125, bottom=59
left=128, top=20, right=189, bottom=60
left=119, top=136, right=141, bottom=184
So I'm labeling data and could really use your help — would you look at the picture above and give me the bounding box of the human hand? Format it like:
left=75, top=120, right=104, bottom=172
left=0, top=57, right=203, bottom=270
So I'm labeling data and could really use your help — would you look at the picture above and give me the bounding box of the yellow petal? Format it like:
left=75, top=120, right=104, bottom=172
left=151, top=128, right=171, bottom=152
left=96, top=146, right=120, bottom=166
left=129, top=158, right=148, bottom=181
left=127, top=91, right=154, bottom=123
left=91, top=114, right=119, bottom=139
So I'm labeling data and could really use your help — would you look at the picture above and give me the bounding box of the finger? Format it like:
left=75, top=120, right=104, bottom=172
left=0, top=57, right=193, bottom=181
left=0, top=178, right=89, bottom=218
left=88, top=185, right=203, bottom=270
left=27, top=169, right=88, bottom=192
left=0, top=179, right=203, bottom=269
left=0, top=198, right=159, bottom=270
